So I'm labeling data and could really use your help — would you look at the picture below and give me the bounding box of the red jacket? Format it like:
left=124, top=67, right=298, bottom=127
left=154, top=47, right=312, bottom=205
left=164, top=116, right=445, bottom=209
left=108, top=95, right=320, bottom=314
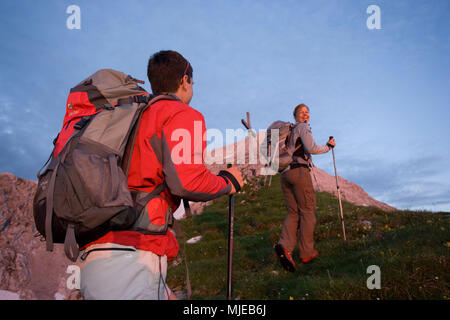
left=85, top=98, right=231, bottom=260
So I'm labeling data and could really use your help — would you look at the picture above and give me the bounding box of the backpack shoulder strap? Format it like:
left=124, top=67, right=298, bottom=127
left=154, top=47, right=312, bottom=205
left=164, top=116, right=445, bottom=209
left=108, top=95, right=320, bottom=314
left=122, top=94, right=180, bottom=176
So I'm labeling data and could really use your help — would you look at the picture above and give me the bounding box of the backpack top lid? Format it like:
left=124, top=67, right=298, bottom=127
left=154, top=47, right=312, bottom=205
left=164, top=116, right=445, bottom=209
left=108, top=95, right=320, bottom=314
left=266, top=120, right=293, bottom=145
left=54, top=69, right=147, bottom=157
left=267, top=120, right=292, bottom=130
left=67, top=69, right=146, bottom=111
left=71, top=69, right=146, bottom=108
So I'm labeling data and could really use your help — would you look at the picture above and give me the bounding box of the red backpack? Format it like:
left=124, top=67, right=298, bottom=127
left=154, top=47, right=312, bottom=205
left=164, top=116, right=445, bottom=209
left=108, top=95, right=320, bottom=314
left=33, top=69, right=176, bottom=261
left=53, top=70, right=145, bottom=157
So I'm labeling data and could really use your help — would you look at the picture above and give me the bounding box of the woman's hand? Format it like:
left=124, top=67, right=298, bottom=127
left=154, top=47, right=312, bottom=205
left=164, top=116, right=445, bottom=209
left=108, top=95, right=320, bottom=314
left=327, top=137, right=336, bottom=149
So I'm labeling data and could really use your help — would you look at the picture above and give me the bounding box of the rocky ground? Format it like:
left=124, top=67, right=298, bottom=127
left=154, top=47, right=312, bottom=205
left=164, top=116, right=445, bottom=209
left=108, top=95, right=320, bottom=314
left=0, top=173, right=74, bottom=300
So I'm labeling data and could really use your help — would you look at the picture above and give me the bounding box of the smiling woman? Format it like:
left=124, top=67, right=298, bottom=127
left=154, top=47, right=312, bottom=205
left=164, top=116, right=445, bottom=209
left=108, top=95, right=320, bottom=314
left=293, top=104, right=310, bottom=123
left=274, top=102, right=334, bottom=271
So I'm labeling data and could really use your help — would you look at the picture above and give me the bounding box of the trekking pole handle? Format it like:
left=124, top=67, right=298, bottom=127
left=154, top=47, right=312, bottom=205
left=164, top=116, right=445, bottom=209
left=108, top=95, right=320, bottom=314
left=327, top=136, right=335, bottom=149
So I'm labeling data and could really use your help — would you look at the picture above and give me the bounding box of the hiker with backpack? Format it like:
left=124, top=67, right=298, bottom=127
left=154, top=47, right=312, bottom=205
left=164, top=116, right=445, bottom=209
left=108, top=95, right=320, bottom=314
left=34, top=50, right=243, bottom=299
left=274, top=103, right=335, bottom=272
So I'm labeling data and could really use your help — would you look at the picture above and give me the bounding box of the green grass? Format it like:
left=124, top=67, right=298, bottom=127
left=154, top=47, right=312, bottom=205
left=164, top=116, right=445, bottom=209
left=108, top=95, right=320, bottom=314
left=167, top=175, right=450, bottom=300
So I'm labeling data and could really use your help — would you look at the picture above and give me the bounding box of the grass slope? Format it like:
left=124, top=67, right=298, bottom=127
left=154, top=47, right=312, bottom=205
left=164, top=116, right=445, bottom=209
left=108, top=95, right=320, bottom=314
left=167, top=175, right=450, bottom=300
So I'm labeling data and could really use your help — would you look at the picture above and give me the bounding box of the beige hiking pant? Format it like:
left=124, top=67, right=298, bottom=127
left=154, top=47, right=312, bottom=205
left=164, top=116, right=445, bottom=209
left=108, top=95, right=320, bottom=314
left=279, top=166, right=317, bottom=259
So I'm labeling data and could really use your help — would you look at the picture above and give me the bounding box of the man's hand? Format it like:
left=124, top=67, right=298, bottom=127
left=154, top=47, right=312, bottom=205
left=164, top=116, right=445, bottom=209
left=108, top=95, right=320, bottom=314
left=220, top=166, right=244, bottom=194
left=327, top=137, right=336, bottom=149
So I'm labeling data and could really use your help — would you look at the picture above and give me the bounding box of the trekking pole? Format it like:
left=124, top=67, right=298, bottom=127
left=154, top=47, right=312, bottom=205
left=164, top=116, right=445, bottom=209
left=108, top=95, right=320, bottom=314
left=226, top=163, right=235, bottom=300
left=329, top=136, right=347, bottom=241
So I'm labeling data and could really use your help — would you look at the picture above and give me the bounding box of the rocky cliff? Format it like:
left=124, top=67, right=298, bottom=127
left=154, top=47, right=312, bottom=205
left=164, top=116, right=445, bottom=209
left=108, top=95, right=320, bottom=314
left=203, top=134, right=395, bottom=212
left=310, top=166, right=395, bottom=211
left=0, top=172, right=72, bottom=300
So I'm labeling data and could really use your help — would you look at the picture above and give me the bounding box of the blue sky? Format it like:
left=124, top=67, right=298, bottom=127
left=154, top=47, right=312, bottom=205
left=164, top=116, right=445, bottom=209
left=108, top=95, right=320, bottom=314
left=0, top=0, right=449, bottom=212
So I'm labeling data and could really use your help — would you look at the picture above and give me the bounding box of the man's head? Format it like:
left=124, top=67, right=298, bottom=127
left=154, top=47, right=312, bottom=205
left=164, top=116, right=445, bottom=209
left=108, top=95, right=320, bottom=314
left=147, top=50, right=194, bottom=104
left=293, top=103, right=310, bottom=123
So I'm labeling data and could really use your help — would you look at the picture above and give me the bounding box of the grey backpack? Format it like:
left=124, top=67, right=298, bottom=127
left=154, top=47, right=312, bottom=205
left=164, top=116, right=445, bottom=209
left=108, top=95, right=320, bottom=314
left=33, top=69, right=176, bottom=261
left=263, top=121, right=298, bottom=172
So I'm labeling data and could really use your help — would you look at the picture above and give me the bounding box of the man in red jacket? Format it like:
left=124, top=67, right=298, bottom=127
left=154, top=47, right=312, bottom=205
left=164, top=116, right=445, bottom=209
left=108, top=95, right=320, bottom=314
left=78, top=50, right=243, bottom=300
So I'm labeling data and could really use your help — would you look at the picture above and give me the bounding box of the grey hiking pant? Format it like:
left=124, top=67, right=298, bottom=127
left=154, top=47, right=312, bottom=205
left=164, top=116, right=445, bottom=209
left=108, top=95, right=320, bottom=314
left=78, top=243, right=171, bottom=300
left=279, top=166, right=317, bottom=259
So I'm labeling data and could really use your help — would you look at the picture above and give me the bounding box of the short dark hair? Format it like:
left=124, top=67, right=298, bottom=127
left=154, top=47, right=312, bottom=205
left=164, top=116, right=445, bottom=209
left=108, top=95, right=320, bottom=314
left=147, top=50, right=193, bottom=94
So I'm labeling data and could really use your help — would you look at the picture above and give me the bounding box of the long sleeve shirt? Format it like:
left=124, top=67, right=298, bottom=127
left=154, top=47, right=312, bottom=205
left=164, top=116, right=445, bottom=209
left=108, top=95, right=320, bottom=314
left=84, top=98, right=231, bottom=260
left=289, top=122, right=330, bottom=167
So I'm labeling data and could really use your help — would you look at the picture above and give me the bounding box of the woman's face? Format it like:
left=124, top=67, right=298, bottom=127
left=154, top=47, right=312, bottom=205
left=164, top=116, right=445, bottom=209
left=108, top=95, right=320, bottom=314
left=296, top=106, right=310, bottom=123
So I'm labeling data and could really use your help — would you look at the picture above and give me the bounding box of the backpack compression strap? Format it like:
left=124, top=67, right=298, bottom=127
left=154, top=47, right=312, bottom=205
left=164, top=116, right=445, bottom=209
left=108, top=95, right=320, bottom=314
left=64, top=224, right=79, bottom=262
left=45, top=160, right=79, bottom=263
left=45, top=162, right=59, bottom=252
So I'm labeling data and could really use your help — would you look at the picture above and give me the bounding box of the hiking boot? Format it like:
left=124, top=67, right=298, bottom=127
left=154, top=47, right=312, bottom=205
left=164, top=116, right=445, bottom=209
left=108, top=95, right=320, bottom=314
left=301, top=250, right=319, bottom=264
left=274, top=243, right=295, bottom=272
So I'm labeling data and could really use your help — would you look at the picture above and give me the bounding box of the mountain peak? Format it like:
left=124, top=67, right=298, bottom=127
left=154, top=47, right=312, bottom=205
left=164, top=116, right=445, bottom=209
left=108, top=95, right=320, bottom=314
left=203, top=135, right=395, bottom=212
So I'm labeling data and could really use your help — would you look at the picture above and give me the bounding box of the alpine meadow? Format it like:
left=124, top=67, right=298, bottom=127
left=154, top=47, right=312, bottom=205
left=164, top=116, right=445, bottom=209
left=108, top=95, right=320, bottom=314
left=167, top=175, right=450, bottom=300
